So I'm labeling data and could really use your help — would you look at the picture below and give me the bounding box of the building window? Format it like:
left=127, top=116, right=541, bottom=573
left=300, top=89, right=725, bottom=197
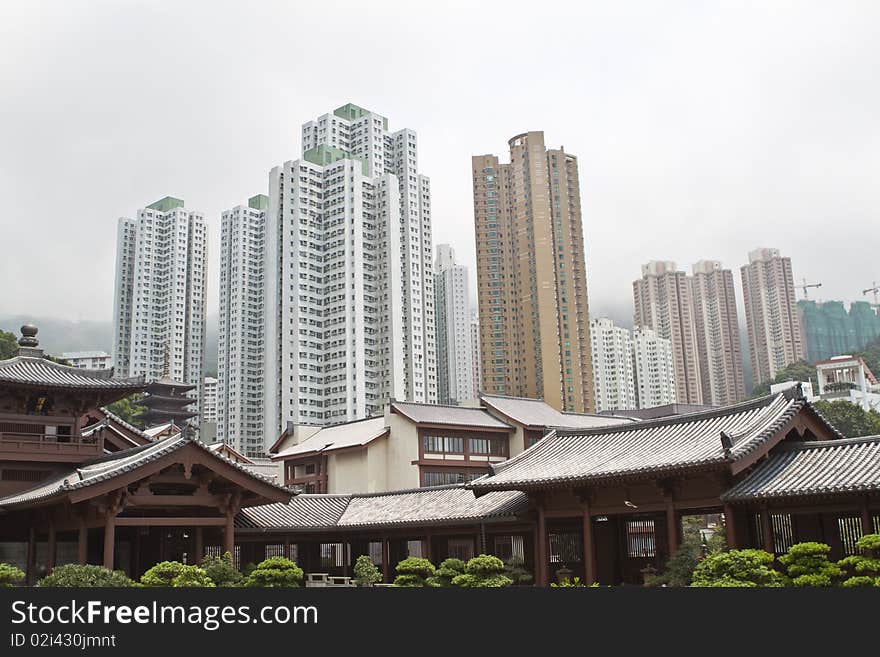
left=422, top=435, right=464, bottom=454
left=549, top=531, right=582, bottom=564
left=421, top=470, right=483, bottom=487
left=838, top=517, right=863, bottom=556
left=468, top=437, right=506, bottom=456
left=320, top=543, right=348, bottom=568
left=494, top=535, right=525, bottom=562
left=448, top=539, right=474, bottom=561
left=626, top=519, right=656, bottom=557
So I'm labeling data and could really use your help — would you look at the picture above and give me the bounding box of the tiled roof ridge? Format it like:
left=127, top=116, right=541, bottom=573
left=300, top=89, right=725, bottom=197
left=97, top=407, right=152, bottom=440
left=776, top=434, right=880, bottom=451
left=348, top=483, right=469, bottom=499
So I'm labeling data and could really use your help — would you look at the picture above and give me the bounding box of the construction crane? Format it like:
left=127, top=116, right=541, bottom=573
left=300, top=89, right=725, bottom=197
left=797, top=278, right=822, bottom=300
left=863, top=281, right=879, bottom=307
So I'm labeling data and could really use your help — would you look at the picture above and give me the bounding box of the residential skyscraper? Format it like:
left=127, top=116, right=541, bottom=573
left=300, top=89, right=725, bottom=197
left=690, top=260, right=745, bottom=404
left=112, top=196, right=207, bottom=416
left=740, top=248, right=805, bottom=385
left=264, top=103, right=436, bottom=436
left=632, top=327, right=677, bottom=409
left=798, top=299, right=880, bottom=363
left=589, top=318, right=636, bottom=412
left=633, top=261, right=703, bottom=404
left=202, top=376, right=218, bottom=423
left=470, top=313, right=481, bottom=398
left=472, top=131, right=594, bottom=412
left=434, top=245, right=475, bottom=404
left=218, top=194, right=267, bottom=456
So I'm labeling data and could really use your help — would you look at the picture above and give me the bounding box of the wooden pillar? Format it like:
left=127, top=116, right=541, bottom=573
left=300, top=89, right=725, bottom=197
left=224, top=514, right=235, bottom=556
left=26, top=527, right=36, bottom=585
left=861, top=499, right=873, bottom=537
left=381, top=537, right=390, bottom=583
left=284, top=535, right=291, bottom=561
left=536, top=503, right=548, bottom=587
left=424, top=530, right=433, bottom=563
left=665, top=499, right=678, bottom=556
left=581, top=503, right=595, bottom=585
left=47, top=522, right=57, bottom=572
left=195, top=527, right=204, bottom=564
left=77, top=520, right=88, bottom=564
left=103, top=514, right=116, bottom=570
left=723, top=504, right=737, bottom=549
left=761, top=507, right=775, bottom=554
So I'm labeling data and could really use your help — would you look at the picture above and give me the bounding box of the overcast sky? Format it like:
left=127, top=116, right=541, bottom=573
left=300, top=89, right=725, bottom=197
left=1, top=1, right=878, bottom=327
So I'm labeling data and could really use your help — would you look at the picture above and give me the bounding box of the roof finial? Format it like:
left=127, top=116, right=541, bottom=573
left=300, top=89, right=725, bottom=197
left=720, top=431, right=733, bottom=458
left=18, top=324, right=38, bottom=347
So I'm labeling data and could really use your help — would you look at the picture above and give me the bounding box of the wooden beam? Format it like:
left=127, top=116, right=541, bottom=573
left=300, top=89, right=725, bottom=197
left=115, top=517, right=227, bottom=527
left=77, top=520, right=88, bottom=564
left=665, top=498, right=678, bottom=557
left=536, top=502, right=548, bottom=587
left=103, top=515, right=116, bottom=570
left=723, top=504, right=737, bottom=549
left=861, top=498, right=873, bottom=537
left=224, top=513, right=235, bottom=556
left=581, top=502, right=595, bottom=585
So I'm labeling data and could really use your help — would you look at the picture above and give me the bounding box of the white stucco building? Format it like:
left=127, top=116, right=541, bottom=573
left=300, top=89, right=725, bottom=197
left=60, top=351, right=113, bottom=370
left=112, top=196, right=207, bottom=415
left=633, top=327, right=677, bottom=409
left=435, top=244, right=475, bottom=404
left=589, top=317, right=636, bottom=412
left=263, top=103, right=436, bottom=439
left=218, top=195, right=267, bottom=456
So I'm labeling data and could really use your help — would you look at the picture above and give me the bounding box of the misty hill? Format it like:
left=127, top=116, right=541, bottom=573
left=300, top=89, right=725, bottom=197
left=0, top=314, right=219, bottom=375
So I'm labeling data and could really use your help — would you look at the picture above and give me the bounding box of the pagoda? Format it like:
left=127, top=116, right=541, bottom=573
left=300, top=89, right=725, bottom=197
left=135, top=345, right=198, bottom=427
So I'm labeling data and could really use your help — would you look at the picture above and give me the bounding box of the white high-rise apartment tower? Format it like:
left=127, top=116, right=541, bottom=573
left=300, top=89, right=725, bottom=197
left=264, top=103, right=436, bottom=436
left=470, top=312, right=481, bottom=398
left=112, top=196, right=207, bottom=414
left=435, top=244, right=475, bottom=404
left=589, top=318, right=636, bottom=412
left=633, top=327, right=677, bottom=409
left=218, top=195, right=267, bottom=456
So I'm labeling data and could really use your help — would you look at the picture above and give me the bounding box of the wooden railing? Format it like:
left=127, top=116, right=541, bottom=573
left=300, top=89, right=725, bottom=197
left=0, top=433, right=102, bottom=455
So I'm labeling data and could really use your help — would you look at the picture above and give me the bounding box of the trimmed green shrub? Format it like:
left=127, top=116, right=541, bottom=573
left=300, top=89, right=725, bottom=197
left=141, top=561, right=187, bottom=587
left=550, top=577, right=600, bottom=588
left=353, top=555, right=382, bottom=586
left=171, top=565, right=214, bottom=587
left=428, top=558, right=466, bottom=587
left=691, top=549, right=784, bottom=587
left=38, top=564, right=135, bottom=588
left=504, top=558, right=533, bottom=586
left=452, top=554, right=512, bottom=588
left=0, top=563, right=25, bottom=587
left=838, top=533, right=880, bottom=587
left=392, top=557, right=435, bottom=587
left=778, top=542, right=842, bottom=587
left=245, top=557, right=304, bottom=587
left=201, top=552, right=243, bottom=587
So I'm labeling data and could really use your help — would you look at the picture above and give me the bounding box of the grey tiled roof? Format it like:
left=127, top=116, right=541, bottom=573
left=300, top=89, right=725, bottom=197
left=471, top=392, right=826, bottom=491
left=0, top=356, right=144, bottom=389
left=337, top=486, right=527, bottom=528
left=0, top=435, right=290, bottom=510
left=480, top=394, right=634, bottom=429
left=722, top=436, right=880, bottom=503
left=390, top=401, right=513, bottom=429
left=235, top=485, right=528, bottom=532
left=236, top=495, right=351, bottom=530
left=272, top=416, right=389, bottom=459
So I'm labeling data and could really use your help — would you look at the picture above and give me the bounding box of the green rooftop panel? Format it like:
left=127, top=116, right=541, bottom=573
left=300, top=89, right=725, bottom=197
left=146, top=196, right=184, bottom=212
left=303, top=144, right=370, bottom=176
left=248, top=194, right=269, bottom=210
left=334, top=103, right=369, bottom=121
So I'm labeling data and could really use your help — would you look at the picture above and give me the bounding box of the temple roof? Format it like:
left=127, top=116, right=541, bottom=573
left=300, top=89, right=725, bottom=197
left=235, top=485, right=528, bottom=531
left=272, top=416, right=389, bottom=459
left=470, top=391, right=841, bottom=492
left=479, top=393, right=634, bottom=430
left=722, top=436, right=880, bottom=503
left=0, top=435, right=291, bottom=510
left=390, top=401, right=513, bottom=430
left=0, top=356, right=144, bottom=390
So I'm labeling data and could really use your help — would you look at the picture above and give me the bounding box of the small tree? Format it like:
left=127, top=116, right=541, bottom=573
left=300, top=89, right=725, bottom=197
left=452, top=554, right=513, bottom=588
left=201, top=552, right=243, bottom=587
left=38, top=564, right=135, bottom=587
left=141, top=561, right=187, bottom=587
left=0, top=563, right=25, bottom=587
left=504, top=557, right=533, bottom=586
left=353, top=555, right=382, bottom=587
left=245, top=557, right=304, bottom=587
left=778, top=542, right=842, bottom=587
left=392, top=557, right=436, bottom=587
left=171, top=566, right=214, bottom=587
left=427, top=558, right=466, bottom=587
left=691, top=549, right=784, bottom=587
left=839, top=534, right=880, bottom=587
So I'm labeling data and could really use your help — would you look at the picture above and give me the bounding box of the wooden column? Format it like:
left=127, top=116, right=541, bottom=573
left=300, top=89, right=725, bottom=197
left=665, top=499, right=678, bottom=556
left=224, top=514, right=235, bottom=556
left=47, top=522, right=57, bottom=572
left=103, top=514, right=116, bottom=570
left=26, top=527, right=36, bottom=586
left=536, top=502, right=548, bottom=587
left=381, top=537, right=390, bottom=583
left=723, top=504, right=737, bottom=549
left=284, top=535, right=291, bottom=561
left=424, top=530, right=433, bottom=563
left=761, top=507, right=775, bottom=554
left=581, top=502, right=595, bottom=585
left=861, top=499, right=873, bottom=537
left=77, top=520, right=88, bottom=564
left=195, top=527, right=204, bottom=564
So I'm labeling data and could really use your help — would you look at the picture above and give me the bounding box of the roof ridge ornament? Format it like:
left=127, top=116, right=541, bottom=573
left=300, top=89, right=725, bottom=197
left=720, top=431, right=733, bottom=458
left=16, top=323, right=43, bottom=358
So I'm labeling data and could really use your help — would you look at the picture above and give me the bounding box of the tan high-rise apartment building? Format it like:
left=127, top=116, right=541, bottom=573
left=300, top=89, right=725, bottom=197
left=632, top=261, right=703, bottom=404
left=691, top=260, right=745, bottom=405
left=472, top=131, right=594, bottom=412
left=741, top=248, right=805, bottom=386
